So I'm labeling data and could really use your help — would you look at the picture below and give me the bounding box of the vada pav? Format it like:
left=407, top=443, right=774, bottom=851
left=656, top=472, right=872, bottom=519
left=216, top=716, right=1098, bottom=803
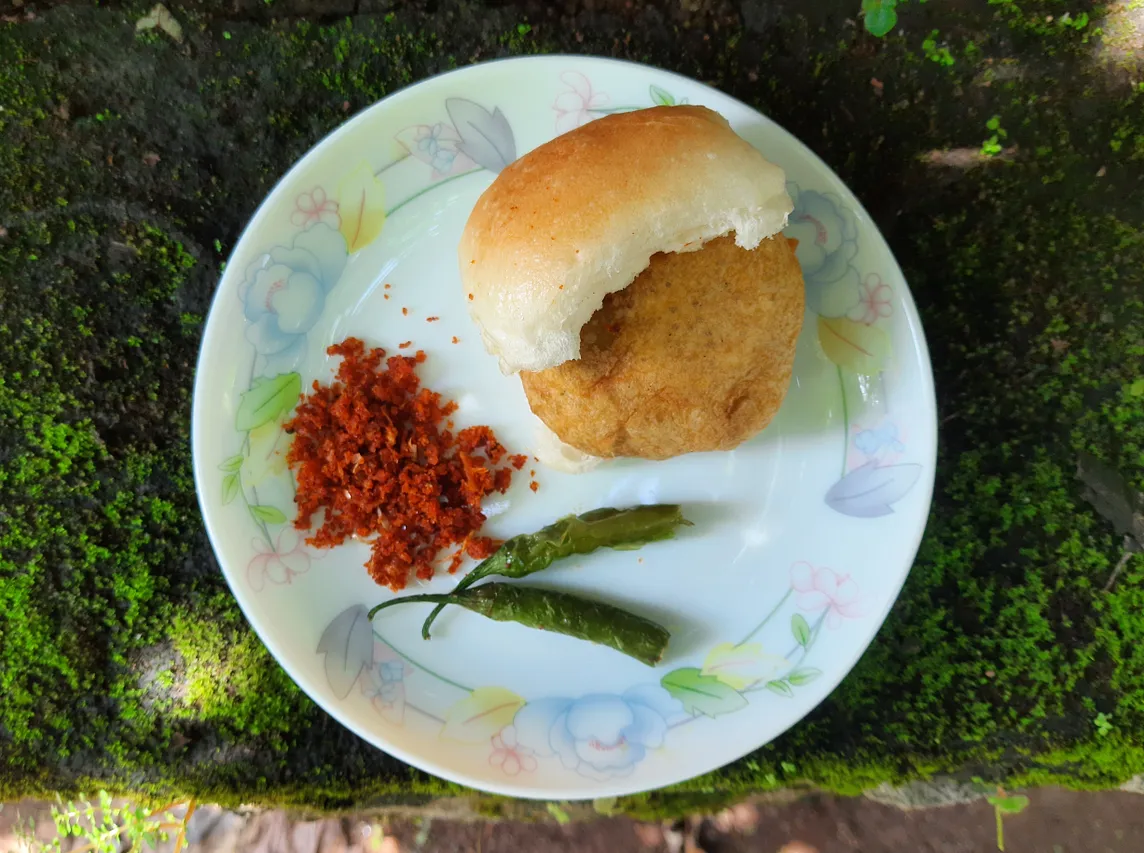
left=459, top=105, right=805, bottom=464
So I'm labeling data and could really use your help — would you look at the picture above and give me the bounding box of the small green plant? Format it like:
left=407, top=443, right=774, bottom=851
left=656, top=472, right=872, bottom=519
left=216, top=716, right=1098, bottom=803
left=862, top=0, right=933, bottom=36
left=12, top=793, right=196, bottom=853
left=922, top=29, right=955, bottom=66
left=985, top=788, right=1029, bottom=852
left=1095, top=712, right=1114, bottom=737
left=981, top=115, right=1008, bottom=157
left=862, top=0, right=898, bottom=37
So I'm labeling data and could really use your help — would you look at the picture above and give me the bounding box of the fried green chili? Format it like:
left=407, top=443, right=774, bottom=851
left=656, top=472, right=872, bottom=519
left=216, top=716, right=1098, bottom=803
left=369, top=583, right=670, bottom=666
left=420, top=504, right=689, bottom=638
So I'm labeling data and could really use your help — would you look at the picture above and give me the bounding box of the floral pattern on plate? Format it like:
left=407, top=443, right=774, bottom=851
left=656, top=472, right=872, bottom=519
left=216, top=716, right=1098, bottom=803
left=316, top=559, right=866, bottom=781
left=216, top=97, right=516, bottom=566
left=781, top=182, right=923, bottom=517
left=193, top=58, right=936, bottom=797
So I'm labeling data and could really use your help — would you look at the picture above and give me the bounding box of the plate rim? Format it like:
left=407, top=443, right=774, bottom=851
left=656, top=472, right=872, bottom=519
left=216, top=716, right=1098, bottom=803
left=191, top=54, right=938, bottom=800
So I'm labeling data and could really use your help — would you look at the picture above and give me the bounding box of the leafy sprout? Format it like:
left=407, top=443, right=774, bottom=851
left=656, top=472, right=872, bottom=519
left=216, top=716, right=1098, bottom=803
left=1095, top=712, right=1114, bottom=737
left=981, top=115, right=1008, bottom=157
left=13, top=796, right=196, bottom=853
left=862, top=0, right=898, bottom=37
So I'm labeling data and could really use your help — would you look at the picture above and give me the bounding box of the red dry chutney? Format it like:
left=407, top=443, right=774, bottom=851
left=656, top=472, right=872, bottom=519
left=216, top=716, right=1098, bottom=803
left=285, top=337, right=513, bottom=591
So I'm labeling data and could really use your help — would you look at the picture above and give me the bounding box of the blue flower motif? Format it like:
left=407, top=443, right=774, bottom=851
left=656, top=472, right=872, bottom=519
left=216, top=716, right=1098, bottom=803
left=238, top=222, right=348, bottom=360
left=416, top=123, right=460, bottom=173
left=417, top=123, right=443, bottom=157
left=784, top=182, right=862, bottom=317
left=362, top=641, right=406, bottom=724
left=379, top=661, right=404, bottom=684
left=431, top=147, right=457, bottom=174
left=509, top=685, right=685, bottom=780
left=855, top=423, right=905, bottom=457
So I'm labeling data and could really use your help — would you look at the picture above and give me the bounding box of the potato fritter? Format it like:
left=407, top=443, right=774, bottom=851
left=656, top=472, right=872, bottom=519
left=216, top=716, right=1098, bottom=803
left=521, top=235, right=805, bottom=460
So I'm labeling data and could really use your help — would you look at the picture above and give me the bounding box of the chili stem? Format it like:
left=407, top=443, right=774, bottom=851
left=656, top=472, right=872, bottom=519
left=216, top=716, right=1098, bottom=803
left=369, top=593, right=456, bottom=620
left=421, top=564, right=490, bottom=638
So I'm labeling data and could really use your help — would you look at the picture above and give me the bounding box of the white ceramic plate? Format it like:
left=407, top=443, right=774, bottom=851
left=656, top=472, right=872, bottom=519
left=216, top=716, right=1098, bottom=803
left=192, top=56, right=936, bottom=799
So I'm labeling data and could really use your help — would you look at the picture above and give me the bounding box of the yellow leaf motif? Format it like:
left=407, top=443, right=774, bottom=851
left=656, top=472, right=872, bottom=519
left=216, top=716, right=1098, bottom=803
left=817, top=315, right=891, bottom=374
left=337, top=162, right=386, bottom=253
left=241, top=416, right=289, bottom=489
left=441, top=687, right=525, bottom=744
left=701, top=643, right=787, bottom=690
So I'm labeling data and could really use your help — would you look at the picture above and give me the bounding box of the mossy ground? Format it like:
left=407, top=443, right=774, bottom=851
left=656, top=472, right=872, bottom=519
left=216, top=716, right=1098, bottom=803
left=1, top=0, right=1142, bottom=815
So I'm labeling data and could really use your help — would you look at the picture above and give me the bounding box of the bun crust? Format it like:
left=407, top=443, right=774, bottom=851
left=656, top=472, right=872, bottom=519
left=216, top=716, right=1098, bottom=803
left=459, top=106, right=792, bottom=374
left=520, top=234, right=805, bottom=460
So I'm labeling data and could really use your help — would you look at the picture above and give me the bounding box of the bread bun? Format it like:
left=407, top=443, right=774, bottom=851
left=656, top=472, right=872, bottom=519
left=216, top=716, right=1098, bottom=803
left=520, top=234, right=805, bottom=460
left=459, top=106, right=792, bottom=374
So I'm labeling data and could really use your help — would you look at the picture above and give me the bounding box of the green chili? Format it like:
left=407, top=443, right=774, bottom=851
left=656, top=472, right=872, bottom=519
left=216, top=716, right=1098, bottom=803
left=369, top=583, right=670, bottom=667
left=420, top=504, right=689, bottom=639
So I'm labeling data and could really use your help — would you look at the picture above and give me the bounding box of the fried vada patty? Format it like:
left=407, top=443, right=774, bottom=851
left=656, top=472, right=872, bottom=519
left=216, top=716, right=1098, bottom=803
left=520, top=234, right=804, bottom=460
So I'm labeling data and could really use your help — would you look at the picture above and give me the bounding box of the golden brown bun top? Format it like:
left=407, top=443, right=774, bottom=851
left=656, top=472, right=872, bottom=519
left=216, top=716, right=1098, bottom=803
left=459, top=105, right=792, bottom=373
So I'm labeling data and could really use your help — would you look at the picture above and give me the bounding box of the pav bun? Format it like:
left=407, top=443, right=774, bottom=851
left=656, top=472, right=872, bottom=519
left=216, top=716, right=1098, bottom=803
left=459, top=106, right=793, bottom=374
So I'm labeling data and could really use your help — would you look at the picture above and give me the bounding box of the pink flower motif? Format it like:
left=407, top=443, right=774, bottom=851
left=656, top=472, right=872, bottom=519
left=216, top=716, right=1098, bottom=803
left=848, top=274, right=893, bottom=325
left=553, top=71, right=610, bottom=134
left=290, top=186, right=339, bottom=229
left=489, top=727, right=537, bottom=776
left=247, top=527, right=310, bottom=591
left=790, top=562, right=865, bottom=628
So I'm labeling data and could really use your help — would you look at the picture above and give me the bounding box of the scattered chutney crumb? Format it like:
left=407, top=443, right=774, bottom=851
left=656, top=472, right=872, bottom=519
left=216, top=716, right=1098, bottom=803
left=383, top=294, right=390, bottom=300
left=451, top=336, right=460, bottom=344
left=426, top=316, right=439, bottom=322
left=529, top=481, right=540, bottom=492
left=529, top=469, right=536, bottom=477
left=468, top=293, right=474, bottom=301
left=398, top=340, right=412, bottom=349
left=510, top=454, right=527, bottom=470
left=402, top=307, right=409, bottom=316
left=447, top=420, right=454, bottom=429
left=384, top=283, right=391, bottom=289
left=284, top=337, right=517, bottom=591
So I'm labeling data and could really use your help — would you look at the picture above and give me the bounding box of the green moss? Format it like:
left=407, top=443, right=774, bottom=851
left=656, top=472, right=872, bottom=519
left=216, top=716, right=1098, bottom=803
left=169, top=593, right=310, bottom=745
left=471, top=797, right=509, bottom=819
left=614, top=791, right=753, bottom=822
